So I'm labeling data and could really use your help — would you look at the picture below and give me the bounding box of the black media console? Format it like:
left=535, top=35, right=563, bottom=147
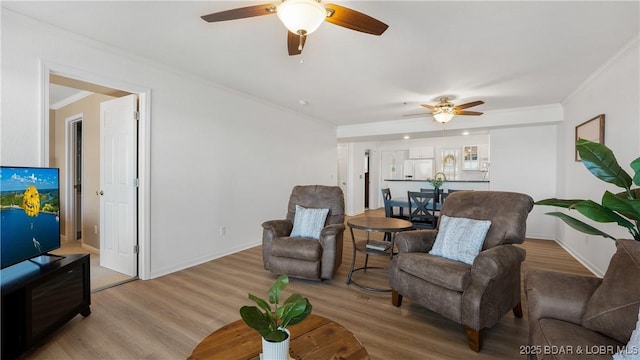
left=1, top=253, right=91, bottom=359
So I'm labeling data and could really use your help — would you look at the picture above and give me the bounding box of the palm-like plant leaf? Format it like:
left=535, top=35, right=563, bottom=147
left=631, top=157, right=640, bottom=187
left=602, top=191, right=640, bottom=220
left=537, top=140, right=639, bottom=242
left=545, top=212, right=616, bottom=240
left=534, top=198, right=585, bottom=208
left=576, top=139, right=632, bottom=190
left=573, top=199, right=635, bottom=228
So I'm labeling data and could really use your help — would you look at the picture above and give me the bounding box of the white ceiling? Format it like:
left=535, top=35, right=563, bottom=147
left=5, top=1, right=639, bottom=129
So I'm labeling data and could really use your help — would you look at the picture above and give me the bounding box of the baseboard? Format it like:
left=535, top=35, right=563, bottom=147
left=554, top=240, right=603, bottom=277
left=81, top=243, right=100, bottom=254
left=148, top=242, right=261, bottom=279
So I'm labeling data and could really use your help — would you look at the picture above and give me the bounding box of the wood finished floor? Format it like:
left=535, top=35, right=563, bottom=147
left=25, top=209, right=594, bottom=360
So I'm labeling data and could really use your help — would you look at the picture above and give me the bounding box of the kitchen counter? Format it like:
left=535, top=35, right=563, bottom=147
left=384, top=179, right=489, bottom=183
left=381, top=179, right=491, bottom=200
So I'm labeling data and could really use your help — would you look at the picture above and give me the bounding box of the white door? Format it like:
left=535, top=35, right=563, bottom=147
left=337, top=144, right=348, bottom=195
left=99, top=94, right=138, bottom=276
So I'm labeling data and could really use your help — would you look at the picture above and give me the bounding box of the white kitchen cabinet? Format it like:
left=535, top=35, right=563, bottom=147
left=409, top=146, right=435, bottom=159
left=463, top=144, right=489, bottom=171
left=463, top=145, right=479, bottom=170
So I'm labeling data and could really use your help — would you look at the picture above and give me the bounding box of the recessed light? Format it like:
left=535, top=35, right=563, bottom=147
left=462, top=131, right=469, bottom=136
left=403, top=135, right=410, bottom=140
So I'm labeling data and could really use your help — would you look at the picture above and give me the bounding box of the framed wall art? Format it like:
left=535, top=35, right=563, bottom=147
left=575, top=114, right=605, bottom=161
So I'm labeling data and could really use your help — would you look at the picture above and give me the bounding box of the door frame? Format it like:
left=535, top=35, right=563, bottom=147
left=40, top=61, right=152, bottom=280
left=64, top=113, right=83, bottom=243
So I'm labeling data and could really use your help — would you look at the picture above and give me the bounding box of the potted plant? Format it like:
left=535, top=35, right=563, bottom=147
left=427, top=172, right=448, bottom=202
left=535, top=139, right=640, bottom=241
left=240, top=275, right=312, bottom=359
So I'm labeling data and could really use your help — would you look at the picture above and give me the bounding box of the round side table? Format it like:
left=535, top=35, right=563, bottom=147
left=346, top=216, right=413, bottom=292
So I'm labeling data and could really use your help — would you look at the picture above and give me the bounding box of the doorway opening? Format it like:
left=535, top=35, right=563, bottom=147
left=66, top=116, right=83, bottom=241
left=364, top=150, right=370, bottom=209
left=46, top=69, right=148, bottom=289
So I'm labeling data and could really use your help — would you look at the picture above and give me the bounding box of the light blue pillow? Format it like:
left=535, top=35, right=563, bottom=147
left=290, top=205, right=329, bottom=239
left=429, top=215, right=492, bottom=265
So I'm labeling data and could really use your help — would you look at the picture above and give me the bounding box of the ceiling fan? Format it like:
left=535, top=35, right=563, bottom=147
left=416, top=97, right=485, bottom=124
left=201, top=0, right=389, bottom=56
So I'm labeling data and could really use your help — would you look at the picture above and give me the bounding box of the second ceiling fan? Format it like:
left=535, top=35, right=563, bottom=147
left=201, top=0, right=389, bottom=56
left=419, top=97, right=485, bottom=124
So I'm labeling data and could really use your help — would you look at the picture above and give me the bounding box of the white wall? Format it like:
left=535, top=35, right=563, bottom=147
left=555, top=37, right=640, bottom=276
left=1, top=10, right=338, bottom=278
left=344, top=129, right=560, bottom=239
left=490, top=125, right=558, bottom=240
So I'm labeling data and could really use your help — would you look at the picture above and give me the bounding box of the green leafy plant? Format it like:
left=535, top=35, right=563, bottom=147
left=536, top=139, right=640, bottom=241
left=239, top=275, right=312, bottom=342
left=427, top=172, right=448, bottom=188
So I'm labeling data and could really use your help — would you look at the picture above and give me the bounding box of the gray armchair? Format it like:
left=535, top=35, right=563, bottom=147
left=525, top=239, right=640, bottom=360
left=262, top=185, right=345, bottom=280
left=389, top=190, right=534, bottom=351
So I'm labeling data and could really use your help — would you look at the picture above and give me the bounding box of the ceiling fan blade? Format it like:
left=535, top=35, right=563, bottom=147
left=324, top=3, right=389, bottom=35
left=456, top=110, right=483, bottom=116
left=455, top=100, right=485, bottom=110
left=201, top=3, right=277, bottom=22
left=403, top=113, right=429, bottom=117
left=420, top=104, right=435, bottom=111
left=287, top=31, right=307, bottom=56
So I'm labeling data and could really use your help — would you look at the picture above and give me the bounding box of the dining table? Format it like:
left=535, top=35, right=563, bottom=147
left=386, top=198, right=442, bottom=217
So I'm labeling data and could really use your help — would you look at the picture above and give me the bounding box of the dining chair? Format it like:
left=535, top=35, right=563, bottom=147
left=381, top=188, right=409, bottom=219
left=421, top=188, right=442, bottom=204
left=407, top=191, right=438, bottom=229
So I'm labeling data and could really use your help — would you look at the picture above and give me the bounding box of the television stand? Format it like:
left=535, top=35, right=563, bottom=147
left=1, top=253, right=91, bottom=359
left=29, top=253, right=66, bottom=267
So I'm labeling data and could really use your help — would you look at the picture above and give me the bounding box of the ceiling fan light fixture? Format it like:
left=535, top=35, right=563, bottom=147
left=433, top=112, right=455, bottom=123
left=433, top=102, right=456, bottom=123
left=277, top=0, right=326, bottom=35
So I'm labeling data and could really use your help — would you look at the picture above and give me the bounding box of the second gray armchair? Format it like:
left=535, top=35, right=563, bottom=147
left=389, top=190, right=534, bottom=352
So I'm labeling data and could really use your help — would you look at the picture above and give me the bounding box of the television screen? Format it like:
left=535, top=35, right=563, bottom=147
left=1, top=166, right=60, bottom=269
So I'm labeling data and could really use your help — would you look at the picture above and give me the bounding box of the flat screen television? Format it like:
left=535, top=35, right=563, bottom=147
left=1, top=166, right=61, bottom=269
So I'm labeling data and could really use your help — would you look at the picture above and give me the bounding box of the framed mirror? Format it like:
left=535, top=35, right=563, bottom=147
left=575, top=114, right=605, bottom=161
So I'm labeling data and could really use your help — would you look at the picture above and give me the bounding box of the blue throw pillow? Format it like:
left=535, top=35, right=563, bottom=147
left=429, top=215, right=492, bottom=265
left=290, top=205, right=329, bottom=239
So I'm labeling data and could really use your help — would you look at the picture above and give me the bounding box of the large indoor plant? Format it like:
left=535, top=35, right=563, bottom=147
left=240, top=275, right=312, bottom=359
left=536, top=139, right=640, bottom=241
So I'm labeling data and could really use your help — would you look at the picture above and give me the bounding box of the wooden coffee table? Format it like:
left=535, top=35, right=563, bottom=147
left=188, top=314, right=369, bottom=360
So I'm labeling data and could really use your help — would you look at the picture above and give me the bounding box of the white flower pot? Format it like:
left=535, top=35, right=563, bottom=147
left=261, top=330, right=290, bottom=360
